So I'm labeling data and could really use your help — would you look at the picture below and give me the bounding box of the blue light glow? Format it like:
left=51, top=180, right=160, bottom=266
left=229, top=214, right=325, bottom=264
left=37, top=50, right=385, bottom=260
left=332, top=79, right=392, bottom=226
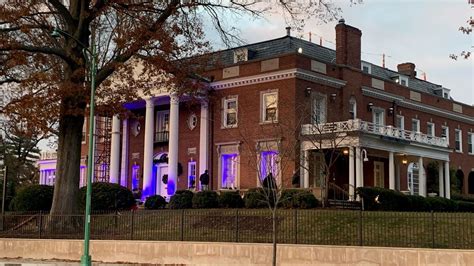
left=221, top=154, right=238, bottom=189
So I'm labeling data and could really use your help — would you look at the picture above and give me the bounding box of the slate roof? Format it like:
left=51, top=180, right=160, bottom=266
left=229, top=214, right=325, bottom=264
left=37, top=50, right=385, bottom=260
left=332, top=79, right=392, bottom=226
left=216, top=35, right=447, bottom=98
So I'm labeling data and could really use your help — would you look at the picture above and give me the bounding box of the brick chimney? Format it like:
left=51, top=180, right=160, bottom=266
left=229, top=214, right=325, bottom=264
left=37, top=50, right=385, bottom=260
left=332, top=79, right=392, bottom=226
left=335, top=19, right=362, bottom=69
left=397, top=62, right=417, bottom=78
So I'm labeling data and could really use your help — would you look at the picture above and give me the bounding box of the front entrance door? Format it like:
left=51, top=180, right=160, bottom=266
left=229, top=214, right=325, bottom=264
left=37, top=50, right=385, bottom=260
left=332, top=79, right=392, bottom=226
left=157, top=164, right=169, bottom=197
left=374, top=161, right=385, bottom=188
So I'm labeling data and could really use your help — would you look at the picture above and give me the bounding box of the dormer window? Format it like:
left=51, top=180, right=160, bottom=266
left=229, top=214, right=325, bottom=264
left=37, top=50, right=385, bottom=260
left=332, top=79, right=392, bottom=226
left=392, top=75, right=409, bottom=87
left=442, top=88, right=451, bottom=99
left=233, top=48, right=254, bottom=63
left=361, top=62, right=372, bottom=74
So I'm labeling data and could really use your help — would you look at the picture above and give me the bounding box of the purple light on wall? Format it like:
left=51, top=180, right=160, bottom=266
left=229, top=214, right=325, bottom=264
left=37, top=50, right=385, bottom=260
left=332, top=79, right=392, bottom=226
left=222, top=154, right=237, bottom=188
left=260, top=151, right=278, bottom=179
left=132, top=165, right=140, bottom=191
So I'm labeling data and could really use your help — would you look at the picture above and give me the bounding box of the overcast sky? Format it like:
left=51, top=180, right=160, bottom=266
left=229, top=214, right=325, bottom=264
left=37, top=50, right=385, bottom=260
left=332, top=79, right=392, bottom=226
left=209, top=0, right=473, bottom=105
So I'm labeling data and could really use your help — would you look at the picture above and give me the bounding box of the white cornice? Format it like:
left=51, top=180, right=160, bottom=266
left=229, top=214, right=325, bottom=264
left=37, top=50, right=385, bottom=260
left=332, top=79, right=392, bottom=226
left=210, top=68, right=346, bottom=90
left=362, top=86, right=474, bottom=125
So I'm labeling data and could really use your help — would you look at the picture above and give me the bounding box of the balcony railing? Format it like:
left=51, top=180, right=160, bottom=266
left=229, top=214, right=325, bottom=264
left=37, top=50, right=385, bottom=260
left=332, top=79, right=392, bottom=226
left=301, top=119, right=448, bottom=148
left=154, top=131, right=169, bottom=143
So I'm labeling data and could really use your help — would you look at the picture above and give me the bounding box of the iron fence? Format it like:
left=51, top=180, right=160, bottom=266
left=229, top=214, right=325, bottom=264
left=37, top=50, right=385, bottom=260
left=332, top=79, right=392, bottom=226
left=0, top=209, right=472, bottom=249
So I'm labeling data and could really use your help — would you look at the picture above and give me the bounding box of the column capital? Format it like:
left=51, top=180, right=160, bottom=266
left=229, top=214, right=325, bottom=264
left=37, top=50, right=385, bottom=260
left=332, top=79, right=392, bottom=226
left=170, top=92, right=179, bottom=105
left=145, top=97, right=154, bottom=108
left=200, top=98, right=209, bottom=109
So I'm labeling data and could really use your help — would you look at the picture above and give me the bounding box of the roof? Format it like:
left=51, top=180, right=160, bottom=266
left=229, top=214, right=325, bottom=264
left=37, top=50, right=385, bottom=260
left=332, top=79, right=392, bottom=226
left=215, top=35, right=449, bottom=98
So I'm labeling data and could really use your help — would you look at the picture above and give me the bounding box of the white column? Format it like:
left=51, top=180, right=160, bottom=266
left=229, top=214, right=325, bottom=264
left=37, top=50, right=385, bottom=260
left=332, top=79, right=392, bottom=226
left=389, top=151, right=395, bottom=190
left=348, top=147, right=355, bottom=200
left=418, top=157, right=426, bottom=197
left=355, top=147, right=362, bottom=189
left=39, top=170, right=44, bottom=185
left=438, top=162, right=444, bottom=198
left=142, top=98, right=155, bottom=199
left=199, top=100, right=209, bottom=177
left=444, top=161, right=450, bottom=199
left=120, top=119, right=129, bottom=187
left=109, top=115, right=121, bottom=184
left=396, top=162, right=401, bottom=191
left=302, top=149, right=309, bottom=188
left=167, top=92, right=180, bottom=196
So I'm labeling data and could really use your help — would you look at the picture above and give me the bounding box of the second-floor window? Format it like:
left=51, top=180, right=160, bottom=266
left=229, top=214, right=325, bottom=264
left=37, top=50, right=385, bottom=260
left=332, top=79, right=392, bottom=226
left=155, top=111, right=170, bottom=142
left=455, top=129, right=462, bottom=152
left=441, top=126, right=449, bottom=145
left=312, top=93, right=327, bottom=124
left=427, top=122, right=435, bottom=137
left=412, top=119, right=420, bottom=133
left=396, top=115, right=404, bottom=130
left=261, top=91, right=278, bottom=123
left=223, top=97, right=238, bottom=128
left=82, top=119, right=87, bottom=143
left=468, top=133, right=473, bottom=154
left=372, top=108, right=385, bottom=126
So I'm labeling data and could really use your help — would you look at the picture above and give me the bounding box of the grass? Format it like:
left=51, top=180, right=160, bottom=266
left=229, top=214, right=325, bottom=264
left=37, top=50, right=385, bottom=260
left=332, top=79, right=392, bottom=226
left=0, top=209, right=472, bottom=249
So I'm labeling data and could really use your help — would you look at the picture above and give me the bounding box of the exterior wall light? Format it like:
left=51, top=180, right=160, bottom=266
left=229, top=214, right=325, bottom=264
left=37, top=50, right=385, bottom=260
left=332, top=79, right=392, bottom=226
left=367, top=102, right=374, bottom=112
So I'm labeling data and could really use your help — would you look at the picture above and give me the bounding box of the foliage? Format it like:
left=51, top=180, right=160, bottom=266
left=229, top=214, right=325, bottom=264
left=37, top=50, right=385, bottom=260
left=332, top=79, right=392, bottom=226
left=280, top=189, right=318, bottom=209
left=425, top=197, right=458, bottom=212
left=451, top=193, right=474, bottom=203
left=192, top=191, right=219, bottom=209
left=9, top=185, right=53, bottom=211
left=426, top=161, right=439, bottom=194
left=406, top=195, right=430, bottom=212
left=244, top=188, right=268, bottom=208
left=218, top=191, right=244, bottom=208
left=144, top=195, right=167, bottom=209
left=456, top=201, right=474, bottom=212
left=169, top=190, right=194, bottom=209
left=79, top=182, right=135, bottom=211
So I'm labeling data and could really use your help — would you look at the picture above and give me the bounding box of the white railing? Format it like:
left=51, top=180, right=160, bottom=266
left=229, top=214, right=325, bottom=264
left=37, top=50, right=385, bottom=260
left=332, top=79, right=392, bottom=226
left=40, top=151, right=57, bottom=160
left=301, top=119, right=448, bottom=148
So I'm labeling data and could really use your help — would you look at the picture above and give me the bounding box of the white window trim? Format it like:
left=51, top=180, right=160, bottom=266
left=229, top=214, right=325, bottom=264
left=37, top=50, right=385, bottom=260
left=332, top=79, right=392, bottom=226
left=412, top=119, right=420, bottom=133
left=256, top=150, right=281, bottom=188
left=222, top=96, right=238, bottom=129
left=187, top=161, right=197, bottom=189
left=455, top=129, right=462, bottom=153
left=361, top=62, right=372, bottom=74
left=396, top=115, right=405, bottom=130
left=427, top=122, right=435, bottom=137
left=398, top=75, right=409, bottom=86
left=441, top=126, right=450, bottom=145
left=349, top=96, right=357, bottom=119
left=260, top=90, right=279, bottom=124
left=81, top=118, right=87, bottom=144
left=467, top=133, right=473, bottom=155
left=312, top=92, right=327, bottom=124
left=372, top=107, right=385, bottom=126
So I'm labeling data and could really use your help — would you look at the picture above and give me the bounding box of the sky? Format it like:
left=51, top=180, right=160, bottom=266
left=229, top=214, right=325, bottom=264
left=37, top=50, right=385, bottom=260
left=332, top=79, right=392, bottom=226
left=208, top=0, right=473, bottom=105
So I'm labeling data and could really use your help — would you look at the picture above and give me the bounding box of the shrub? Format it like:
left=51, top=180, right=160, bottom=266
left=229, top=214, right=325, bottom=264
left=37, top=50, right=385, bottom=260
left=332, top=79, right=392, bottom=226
left=169, top=190, right=193, bottom=209
left=144, top=195, right=167, bottom=209
left=79, top=182, right=135, bottom=211
left=192, top=191, right=219, bottom=208
left=406, top=195, right=430, bottom=212
left=425, top=197, right=458, bottom=212
left=10, top=185, right=54, bottom=211
left=218, top=191, right=244, bottom=208
left=357, top=187, right=409, bottom=211
left=280, top=189, right=318, bottom=209
left=244, top=189, right=268, bottom=208
left=456, top=201, right=474, bottom=212
left=451, top=193, right=474, bottom=203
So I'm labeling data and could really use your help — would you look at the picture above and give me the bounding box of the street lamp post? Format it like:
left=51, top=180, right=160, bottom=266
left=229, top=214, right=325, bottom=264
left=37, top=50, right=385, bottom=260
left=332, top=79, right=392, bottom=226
left=52, top=28, right=96, bottom=266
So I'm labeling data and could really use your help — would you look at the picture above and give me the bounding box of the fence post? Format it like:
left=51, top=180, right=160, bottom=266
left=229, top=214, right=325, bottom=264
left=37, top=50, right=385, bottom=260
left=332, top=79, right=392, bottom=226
left=235, top=209, right=239, bottom=243
left=431, top=210, right=435, bottom=248
left=180, top=209, right=185, bottom=241
left=130, top=210, right=135, bottom=240
left=294, top=209, right=298, bottom=244
left=358, top=209, right=363, bottom=246
left=38, top=211, right=43, bottom=239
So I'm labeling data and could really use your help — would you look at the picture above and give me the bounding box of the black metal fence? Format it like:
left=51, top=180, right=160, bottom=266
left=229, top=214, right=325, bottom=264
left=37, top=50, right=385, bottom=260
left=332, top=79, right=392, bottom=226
left=0, top=209, right=472, bottom=249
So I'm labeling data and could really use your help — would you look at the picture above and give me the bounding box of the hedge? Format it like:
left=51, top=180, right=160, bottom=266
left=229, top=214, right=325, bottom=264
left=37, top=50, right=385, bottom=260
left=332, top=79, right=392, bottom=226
left=280, top=189, right=318, bottom=209
left=244, top=188, right=268, bottom=208
left=218, top=191, right=244, bottom=208
left=79, top=182, right=135, bottom=211
left=9, top=185, right=54, bottom=211
left=192, top=191, right=219, bottom=208
left=169, top=190, right=193, bottom=209
left=144, top=195, right=167, bottom=209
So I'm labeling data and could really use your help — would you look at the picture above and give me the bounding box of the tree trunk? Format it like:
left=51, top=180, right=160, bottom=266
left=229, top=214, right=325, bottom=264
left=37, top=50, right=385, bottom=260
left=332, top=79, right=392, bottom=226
left=272, top=209, right=277, bottom=266
left=50, top=109, right=85, bottom=216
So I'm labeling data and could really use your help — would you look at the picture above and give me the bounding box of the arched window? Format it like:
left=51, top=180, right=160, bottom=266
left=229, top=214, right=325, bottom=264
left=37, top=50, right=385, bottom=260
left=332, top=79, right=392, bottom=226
left=468, top=171, right=474, bottom=194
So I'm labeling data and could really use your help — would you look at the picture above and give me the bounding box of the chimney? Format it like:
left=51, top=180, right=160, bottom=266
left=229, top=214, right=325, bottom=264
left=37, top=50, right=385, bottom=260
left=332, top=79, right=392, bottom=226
left=397, top=62, right=417, bottom=78
left=286, top=26, right=291, bottom=37
left=335, top=19, right=362, bottom=69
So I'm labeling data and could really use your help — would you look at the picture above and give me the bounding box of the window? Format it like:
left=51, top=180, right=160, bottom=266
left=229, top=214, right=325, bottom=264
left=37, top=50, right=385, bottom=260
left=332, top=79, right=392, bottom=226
left=223, top=97, right=238, bottom=128
left=393, top=75, right=409, bottom=86
left=427, top=122, right=435, bottom=137
left=312, top=93, right=327, bottom=124
left=468, top=133, right=473, bottom=154
left=361, top=62, right=372, bottom=74
left=155, top=111, right=170, bottom=142
left=132, top=165, right=140, bottom=191
left=82, top=119, right=87, bottom=143
left=260, top=151, right=279, bottom=182
left=412, top=119, right=420, bottom=133
left=349, top=96, right=357, bottom=119
left=441, top=126, right=449, bottom=144
left=187, top=161, right=197, bottom=189
left=221, top=154, right=238, bottom=189
left=372, top=108, right=385, bottom=126
left=455, top=129, right=462, bottom=152
left=261, top=91, right=278, bottom=123
left=396, top=115, right=405, bottom=130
